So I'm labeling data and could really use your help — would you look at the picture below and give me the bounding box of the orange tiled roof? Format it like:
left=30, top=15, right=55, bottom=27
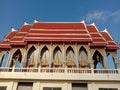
left=0, top=21, right=119, bottom=50
left=87, top=24, right=107, bottom=46
left=25, top=22, right=91, bottom=42
left=0, top=30, right=17, bottom=49
left=100, top=29, right=119, bottom=50
left=10, top=24, right=31, bottom=45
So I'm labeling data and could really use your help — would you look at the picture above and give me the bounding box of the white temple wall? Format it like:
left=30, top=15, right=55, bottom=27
left=0, top=80, right=120, bottom=90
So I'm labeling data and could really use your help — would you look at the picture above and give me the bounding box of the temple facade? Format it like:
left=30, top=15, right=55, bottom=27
left=0, top=20, right=120, bottom=90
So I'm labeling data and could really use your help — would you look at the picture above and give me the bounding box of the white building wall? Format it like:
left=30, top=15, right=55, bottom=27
left=0, top=81, right=120, bottom=90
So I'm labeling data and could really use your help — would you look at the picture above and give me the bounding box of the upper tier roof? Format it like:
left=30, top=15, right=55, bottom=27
left=0, top=29, right=17, bottom=49
left=100, top=29, right=119, bottom=49
left=87, top=24, right=107, bottom=46
left=0, top=21, right=119, bottom=50
left=10, top=24, right=31, bottom=45
left=25, top=22, right=92, bottom=42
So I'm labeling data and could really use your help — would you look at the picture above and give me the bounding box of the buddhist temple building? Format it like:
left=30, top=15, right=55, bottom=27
left=0, top=20, right=120, bottom=90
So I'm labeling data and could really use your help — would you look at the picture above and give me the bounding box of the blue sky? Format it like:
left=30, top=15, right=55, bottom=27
left=0, top=0, right=120, bottom=66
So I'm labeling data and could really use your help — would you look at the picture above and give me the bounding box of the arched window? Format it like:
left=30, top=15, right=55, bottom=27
left=53, top=46, right=62, bottom=61
left=92, top=50, right=104, bottom=69
left=66, top=46, right=75, bottom=67
left=40, top=46, right=49, bottom=60
left=107, top=53, right=116, bottom=69
left=40, top=46, right=49, bottom=67
left=52, top=46, right=62, bottom=68
left=0, top=52, right=9, bottom=67
left=11, top=49, right=22, bottom=68
left=66, top=46, right=74, bottom=61
left=79, top=46, right=88, bottom=68
left=26, top=46, right=36, bottom=67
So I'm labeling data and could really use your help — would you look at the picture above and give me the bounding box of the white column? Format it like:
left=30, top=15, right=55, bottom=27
left=49, top=43, right=53, bottom=68
left=113, top=52, right=120, bottom=68
left=0, top=51, right=5, bottom=65
left=88, top=50, right=93, bottom=68
left=35, top=47, right=40, bottom=68
left=75, top=43, right=79, bottom=68
left=88, top=82, right=96, bottom=90
left=21, top=52, right=26, bottom=67
left=12, top=82, right=18, bottom=90
left=33, top=82, right=40, bottom=90
left=6, top=50, right=13, bottom=67
left=7, top=81, right=14, bottom=90
left=62, top=43, right=65, bottom=67
left=67, top=83, right=72, bottom=90
left=103, top=51, right=109, bottom=69
left=63, top=83, right=71, bottom=90
left=0, top=56, right=2, bottom=66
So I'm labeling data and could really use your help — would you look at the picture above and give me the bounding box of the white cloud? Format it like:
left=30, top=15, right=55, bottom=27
left=85, top=10, right=120, bottom=23
left=111, top=10, right=120, bottom=23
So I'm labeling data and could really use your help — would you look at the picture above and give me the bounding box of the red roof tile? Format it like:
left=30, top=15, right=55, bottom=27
left=100, top=30, right=119, bottom=49
left=10, top=25, right=31, bottom=45
left=0, top=30, right=17, bottom=49
left=25, top=22, right=92, bottom=42
left=32, top=22, right=86, bottom=29
left=87, top=25, right=107, bottom=46
left=0, top=21, right=119, bottom=50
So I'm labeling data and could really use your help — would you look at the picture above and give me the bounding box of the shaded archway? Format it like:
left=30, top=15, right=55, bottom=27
left=79, top=46, right=88, bottom=68
left=107, top=53, right=116, bottom=69
left=0, top=52, right=9, bottom=67
left=40, top=46, right=49, bottom=67
left=92, top=50, right=104, bottom=69
left=52, top=46, right=62, bottom=68
left=26, top=46, right=36, bottom=67
left=66, top=46, right=74, bottom=60
left=10, top=49, right=22, bottom=67
left=66, top=46, right=75, bottom=67
left=53, top=46, right=62, bottom=60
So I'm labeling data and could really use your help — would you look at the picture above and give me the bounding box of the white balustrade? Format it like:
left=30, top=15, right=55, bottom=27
left=0, top=67, right=119, bottom=74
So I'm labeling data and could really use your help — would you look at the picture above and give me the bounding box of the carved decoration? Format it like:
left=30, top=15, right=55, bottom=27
left=80, top=60, right=87, bottom=68
left=41, top=54, right=49, bottom=67
left=79, top=56, right=87, bottom=68
left=52, top=53, right=62, bottom=68
left=41, top=59, right=49, bottom=67
left=66, top=59, right=75, bottom=68
left=28, top=54, right=35, bottom=68
left=13, top=55, right=19, bottom=66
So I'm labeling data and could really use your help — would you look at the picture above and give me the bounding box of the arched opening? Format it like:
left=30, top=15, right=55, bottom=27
left=117, top=49, right=120, bottom=61
left=53, top=46, right=62, bottom=60
left=92, top=50, right=104, bottom=69
left=10, top=49, right=22, bottom=68
left=0, top=52, right=9, bottom=67
left=26, top=46, right=36, bottom=67
left=79, top=46, right=88, bottom=68
left=52, top=46, right=62, bottom=68
left=107, top=53, right=116, bottom=69
left=66, top=46, right=74, bottom=60
left=40, top=46, right=49, bottom=67
left=66, top=46, right=75, bottom=67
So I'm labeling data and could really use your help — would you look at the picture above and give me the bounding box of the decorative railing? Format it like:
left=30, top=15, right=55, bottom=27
left=0, top=67, right=119, bottom=74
